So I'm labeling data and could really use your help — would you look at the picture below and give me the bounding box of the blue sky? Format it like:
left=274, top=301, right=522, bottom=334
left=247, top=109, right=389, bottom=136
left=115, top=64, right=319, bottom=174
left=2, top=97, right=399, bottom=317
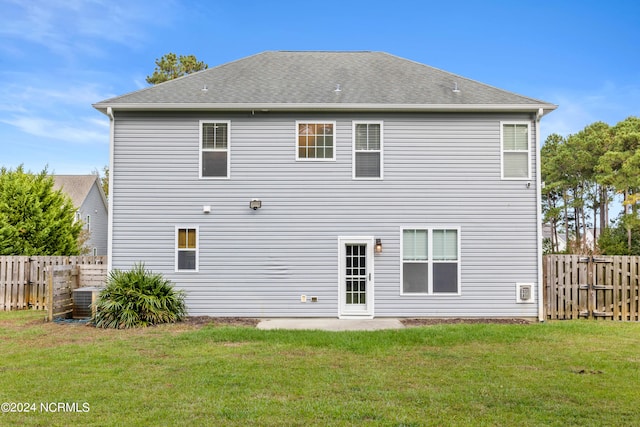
left=1, top=0, right=639, bottom=175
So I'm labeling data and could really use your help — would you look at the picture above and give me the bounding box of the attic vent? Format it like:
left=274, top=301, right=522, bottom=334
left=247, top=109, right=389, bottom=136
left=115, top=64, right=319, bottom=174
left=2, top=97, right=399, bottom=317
left=452, top=82, right=460, bottom=93
left=334, top=84, right=342, bottom=92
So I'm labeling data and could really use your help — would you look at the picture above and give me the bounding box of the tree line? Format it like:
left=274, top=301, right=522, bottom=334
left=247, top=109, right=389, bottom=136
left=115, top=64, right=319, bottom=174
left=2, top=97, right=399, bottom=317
left=542, top=116, right=640, bottom=254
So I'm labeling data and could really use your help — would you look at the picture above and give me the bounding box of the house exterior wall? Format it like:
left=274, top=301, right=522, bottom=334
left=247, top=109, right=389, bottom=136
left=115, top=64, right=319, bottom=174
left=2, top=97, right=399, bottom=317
left=110, top=111, right=539, bottom=317
left=79, top=182, right=108, bottom=255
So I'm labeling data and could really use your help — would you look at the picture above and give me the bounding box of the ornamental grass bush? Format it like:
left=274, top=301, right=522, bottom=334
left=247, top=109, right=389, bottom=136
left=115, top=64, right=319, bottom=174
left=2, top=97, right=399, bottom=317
left=93, top=263, right=187, bottom=329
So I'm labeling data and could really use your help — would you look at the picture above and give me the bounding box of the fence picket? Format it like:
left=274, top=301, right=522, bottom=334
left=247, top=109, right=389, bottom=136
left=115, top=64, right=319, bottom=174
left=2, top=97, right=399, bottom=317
left=0, top=256, right=106, bottom=311
left=0, top=257, right=6, bottom=310
left=544, top=255, right=640, bottom=321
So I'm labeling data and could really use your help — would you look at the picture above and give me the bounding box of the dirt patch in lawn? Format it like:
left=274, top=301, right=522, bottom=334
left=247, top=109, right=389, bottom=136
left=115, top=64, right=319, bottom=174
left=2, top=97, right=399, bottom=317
left=10, top=315, right=530, bottom=334
left=181, top=316, right=260, bottom=328
left=401, top=318, right=533, bottom=326
left=181, top=317, right=532, bottom=328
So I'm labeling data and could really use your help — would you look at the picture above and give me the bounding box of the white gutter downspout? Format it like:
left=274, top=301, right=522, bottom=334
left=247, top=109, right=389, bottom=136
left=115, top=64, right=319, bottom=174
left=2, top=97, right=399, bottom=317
left=535, top=107, right=544, bottom=322
left=106, top=107, right=115, bottom=272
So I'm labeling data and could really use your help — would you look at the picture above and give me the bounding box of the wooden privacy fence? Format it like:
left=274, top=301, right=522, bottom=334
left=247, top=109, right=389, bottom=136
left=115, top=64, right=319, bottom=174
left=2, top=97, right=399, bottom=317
left=0, top=256, right=107, bottom=311
left=46, top=264, right=106, bottom=321
left=544, top=255, right=640, bottom=321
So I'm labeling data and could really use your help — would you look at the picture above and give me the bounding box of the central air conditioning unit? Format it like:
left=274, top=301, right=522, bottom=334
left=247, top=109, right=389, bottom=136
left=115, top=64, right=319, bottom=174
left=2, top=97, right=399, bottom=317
left=72, top=286, right=102, bottom=319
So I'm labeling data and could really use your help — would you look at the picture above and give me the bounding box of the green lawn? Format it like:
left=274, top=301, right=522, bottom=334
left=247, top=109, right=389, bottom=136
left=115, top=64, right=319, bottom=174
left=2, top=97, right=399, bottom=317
left=1, top=311, right=639, bottom=426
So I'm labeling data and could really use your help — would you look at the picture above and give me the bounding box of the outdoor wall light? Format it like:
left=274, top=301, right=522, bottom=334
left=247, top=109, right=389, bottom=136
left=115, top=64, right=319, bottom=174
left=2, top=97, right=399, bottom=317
left=249, top=199, right=262, bottom=210
left=375, top=239, right=383, bottom=254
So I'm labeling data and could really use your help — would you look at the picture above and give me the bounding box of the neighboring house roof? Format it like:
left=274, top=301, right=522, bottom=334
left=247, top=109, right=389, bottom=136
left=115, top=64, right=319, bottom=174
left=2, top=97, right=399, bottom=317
left=94, top=51, right=556, bottom=115
left=52, top=175, right=108, bottom=210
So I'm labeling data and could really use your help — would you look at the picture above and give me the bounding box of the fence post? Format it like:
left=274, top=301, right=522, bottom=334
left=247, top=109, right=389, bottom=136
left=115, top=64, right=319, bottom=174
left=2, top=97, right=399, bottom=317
left=587, top=257, right=595, bottom=319
left=46, top=266, right=53, bottom=322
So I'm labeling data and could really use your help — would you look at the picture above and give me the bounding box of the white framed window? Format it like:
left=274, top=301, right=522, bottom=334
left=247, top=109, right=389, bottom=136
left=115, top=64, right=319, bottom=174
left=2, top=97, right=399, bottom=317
left=200, top=120, right=230, bottom=178
left=501, top=122, right=530, bottom=179
left=175, top=226, right=198, bottom=272
left=353, top=121, right=383, bottom=179
left=85, top=215, right=91, bottom=231
left=296, top=121, right=336, bottom=161
left=401, top=227, right=460, bottom=295
left=92, top=248, right=98, bottom=256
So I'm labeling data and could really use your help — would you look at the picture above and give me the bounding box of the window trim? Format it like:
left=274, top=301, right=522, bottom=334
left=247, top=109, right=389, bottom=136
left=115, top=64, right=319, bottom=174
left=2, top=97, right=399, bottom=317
left=295, top=121, right=337, bottom=162
left=400, top=226, right=461, bottom=296
left=352, top=121, right=384, bottom=180
left=175, top=226, right=199, bottom=272
left=500, top=121, right=531, bottom=180
left=199, top=120, right=231, bottom=179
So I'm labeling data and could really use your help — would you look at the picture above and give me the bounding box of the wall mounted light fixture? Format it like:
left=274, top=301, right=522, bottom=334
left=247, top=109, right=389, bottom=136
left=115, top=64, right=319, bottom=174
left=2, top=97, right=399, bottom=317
left=249, top=199, right=262, bottom=210
left=375, top=238, right=383, bottom=254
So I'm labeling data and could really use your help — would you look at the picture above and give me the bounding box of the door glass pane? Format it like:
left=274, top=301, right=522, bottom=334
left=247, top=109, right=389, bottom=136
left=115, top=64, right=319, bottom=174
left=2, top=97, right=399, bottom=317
left=345, top=244, right=367, bottom=305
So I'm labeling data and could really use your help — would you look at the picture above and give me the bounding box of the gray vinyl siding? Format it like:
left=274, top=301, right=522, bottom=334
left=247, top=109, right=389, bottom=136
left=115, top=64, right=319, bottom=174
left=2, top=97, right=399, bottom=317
left=80, top=182, right=108, bottom=256
left=111, top=111, right=539, bottom=317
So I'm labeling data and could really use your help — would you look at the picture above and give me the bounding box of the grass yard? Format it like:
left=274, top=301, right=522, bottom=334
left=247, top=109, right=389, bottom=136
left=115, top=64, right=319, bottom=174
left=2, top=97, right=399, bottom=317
left=1, top=311, right=639, bottom=426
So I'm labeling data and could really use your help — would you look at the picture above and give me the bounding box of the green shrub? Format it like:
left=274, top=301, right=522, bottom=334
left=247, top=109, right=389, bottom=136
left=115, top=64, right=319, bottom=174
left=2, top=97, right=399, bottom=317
left=93, top=263, right=187, bottom=329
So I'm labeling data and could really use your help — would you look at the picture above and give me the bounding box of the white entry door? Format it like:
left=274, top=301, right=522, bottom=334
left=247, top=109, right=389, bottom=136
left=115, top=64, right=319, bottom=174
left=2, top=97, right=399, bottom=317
left=338, top=237, right=374, bottom=318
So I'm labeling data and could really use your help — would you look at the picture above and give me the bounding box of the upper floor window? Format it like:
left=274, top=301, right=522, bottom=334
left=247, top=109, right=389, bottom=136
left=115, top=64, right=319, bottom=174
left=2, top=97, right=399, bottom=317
left=353, top=122, right=383, bottom=179
left=200, top=121, right=230, bottom=178
left=296, top=122, right=335, bottom=161
left=501, top=122, right=530, bottom=179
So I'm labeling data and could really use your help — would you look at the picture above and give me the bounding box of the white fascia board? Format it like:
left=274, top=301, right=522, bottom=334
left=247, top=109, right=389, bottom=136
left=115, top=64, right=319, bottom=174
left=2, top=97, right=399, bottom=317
left=93, top=102, right=558, bottom=116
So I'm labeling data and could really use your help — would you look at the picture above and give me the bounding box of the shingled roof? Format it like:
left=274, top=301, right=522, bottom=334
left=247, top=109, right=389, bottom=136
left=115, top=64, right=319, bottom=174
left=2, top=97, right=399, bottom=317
left=52, top=175, right=107, bottom=209
left=94, top=51, right=556, bottom=115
